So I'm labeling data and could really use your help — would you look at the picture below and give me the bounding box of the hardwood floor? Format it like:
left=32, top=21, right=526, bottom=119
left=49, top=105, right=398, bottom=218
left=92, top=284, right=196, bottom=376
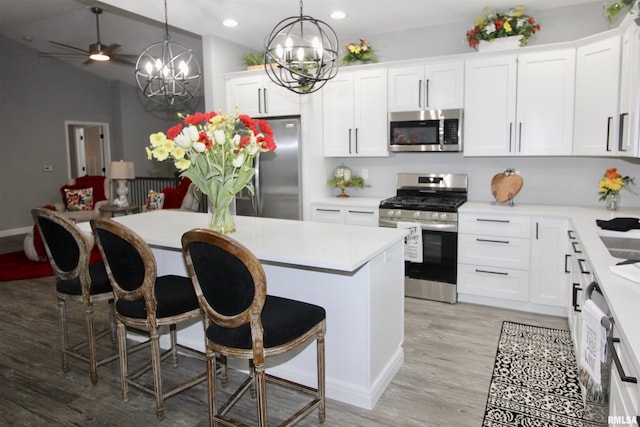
left=0, top=235, right=569, bottom=426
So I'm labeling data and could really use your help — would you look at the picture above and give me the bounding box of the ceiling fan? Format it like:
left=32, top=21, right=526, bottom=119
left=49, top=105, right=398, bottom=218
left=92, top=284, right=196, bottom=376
left=39, top=7, right=137, bottom=66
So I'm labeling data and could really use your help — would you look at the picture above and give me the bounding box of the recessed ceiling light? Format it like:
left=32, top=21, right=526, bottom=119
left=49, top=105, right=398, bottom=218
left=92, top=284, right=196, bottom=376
left=223, top=18, right=238, bottom=27
left=330, top=10, right=347, bottom=20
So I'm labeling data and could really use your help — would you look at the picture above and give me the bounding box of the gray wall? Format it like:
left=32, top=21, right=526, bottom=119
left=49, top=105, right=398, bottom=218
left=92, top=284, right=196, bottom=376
left=0, top=35, right=113, bottom=232
left=0, top=34, right=202, bottom=232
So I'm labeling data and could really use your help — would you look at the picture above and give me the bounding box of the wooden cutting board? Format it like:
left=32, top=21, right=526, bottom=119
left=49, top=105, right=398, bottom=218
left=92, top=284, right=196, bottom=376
left=491, top=169, right=524, bottom=203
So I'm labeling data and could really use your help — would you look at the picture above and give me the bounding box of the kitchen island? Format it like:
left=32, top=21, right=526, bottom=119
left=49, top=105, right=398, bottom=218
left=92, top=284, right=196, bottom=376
left=83, top=210, right=408, bottom=410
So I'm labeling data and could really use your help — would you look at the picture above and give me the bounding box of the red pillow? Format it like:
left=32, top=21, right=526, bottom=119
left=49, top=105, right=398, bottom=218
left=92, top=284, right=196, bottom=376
left=162, top=188, right=180, bottom=209
left=161, top=178, right=192, bottom=209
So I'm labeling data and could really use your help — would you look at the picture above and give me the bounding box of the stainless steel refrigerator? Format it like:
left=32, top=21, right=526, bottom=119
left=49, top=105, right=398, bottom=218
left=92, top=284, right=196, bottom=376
left=235, top=116, right=302, bottom=220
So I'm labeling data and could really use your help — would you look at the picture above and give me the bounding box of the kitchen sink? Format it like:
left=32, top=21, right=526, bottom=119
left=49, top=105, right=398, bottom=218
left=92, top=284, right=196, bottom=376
left=599, top=236, right=640, bottom=260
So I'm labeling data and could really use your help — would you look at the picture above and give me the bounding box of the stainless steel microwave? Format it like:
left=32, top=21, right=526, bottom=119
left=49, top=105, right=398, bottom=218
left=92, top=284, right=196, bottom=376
left=388, top=109, right=463, bottom=152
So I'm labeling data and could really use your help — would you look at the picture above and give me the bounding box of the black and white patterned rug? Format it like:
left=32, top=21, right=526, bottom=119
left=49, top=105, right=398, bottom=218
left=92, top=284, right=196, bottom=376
left=482, top=321, right=608, bottom=427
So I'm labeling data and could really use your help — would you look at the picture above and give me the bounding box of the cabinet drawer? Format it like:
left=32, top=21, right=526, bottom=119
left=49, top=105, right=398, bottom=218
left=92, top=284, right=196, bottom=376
left=457, top=263, right=529, bottom=301
left=311, top=206, right=345, bottom=224
left=459, top=213, right=531, bottom=237
left=459, top=234, right=530, bottom=270
left=345, top=208, right=379, bottom=226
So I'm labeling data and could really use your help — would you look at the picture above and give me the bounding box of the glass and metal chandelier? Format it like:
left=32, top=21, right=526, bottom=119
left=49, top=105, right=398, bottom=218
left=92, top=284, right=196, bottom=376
left=135, top=0, right=201, bottom=105
left=264, top=0, right=339, bottom=94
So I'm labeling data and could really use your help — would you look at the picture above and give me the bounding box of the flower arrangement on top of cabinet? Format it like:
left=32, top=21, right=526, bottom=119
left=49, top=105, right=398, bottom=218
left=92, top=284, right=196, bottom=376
left=341, top=39, right=377, bottom=65
left=598, top=168, right=634, bottom=210
left=465, top=6, right=541, bottom=49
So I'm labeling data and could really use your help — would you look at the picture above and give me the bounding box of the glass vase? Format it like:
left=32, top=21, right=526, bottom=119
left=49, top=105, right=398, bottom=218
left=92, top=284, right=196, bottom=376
left=605, top=192, right=621, bottom=211
left=207, top=194, right=236, bottom=234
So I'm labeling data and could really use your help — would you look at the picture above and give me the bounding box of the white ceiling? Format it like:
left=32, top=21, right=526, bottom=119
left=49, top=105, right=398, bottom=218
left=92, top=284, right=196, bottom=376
left=1, top=0, right=597, bottom=90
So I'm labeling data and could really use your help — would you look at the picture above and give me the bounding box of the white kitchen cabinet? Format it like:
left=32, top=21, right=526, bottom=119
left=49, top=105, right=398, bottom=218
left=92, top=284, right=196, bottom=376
left=226, top=73, right=300, bottom=117
left=464, top=48, right=575, bottom=156
left=387, top=61, right=464, bottom=111
left=311, top=199, right=379, bottom=227
left=618, top=25, right=640, bottom=156
left=573, top=35, right=621, bottom=155
left=529, top=217, right=569, bottom=307
left=458, top=212, right=531, bottom=302
left=322, top=68, right=388, bottom=157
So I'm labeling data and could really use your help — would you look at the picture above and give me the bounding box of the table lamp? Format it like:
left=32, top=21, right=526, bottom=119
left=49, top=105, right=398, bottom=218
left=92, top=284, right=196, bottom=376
left=110, top=160, right=135, bottom=207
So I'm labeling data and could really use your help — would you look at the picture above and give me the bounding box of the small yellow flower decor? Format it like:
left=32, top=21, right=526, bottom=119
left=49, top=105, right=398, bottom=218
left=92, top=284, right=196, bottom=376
left=466, top=5, right=540, bottom=49
left=342, top=39, right=377, bottom=65
left=598, top=168, right=634, bottom=210
left=146, top=109, right=276, bottom=233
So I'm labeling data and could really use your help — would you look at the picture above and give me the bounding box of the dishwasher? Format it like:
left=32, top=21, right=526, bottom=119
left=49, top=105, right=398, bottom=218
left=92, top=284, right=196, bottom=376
left=577, top=281, right=640, bottom=424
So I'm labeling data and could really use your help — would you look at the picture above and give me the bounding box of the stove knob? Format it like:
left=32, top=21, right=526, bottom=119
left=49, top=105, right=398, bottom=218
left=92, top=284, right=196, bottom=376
left=394, top=210, right=401, bottom=218
left=413, top=211, right=421, bottom=219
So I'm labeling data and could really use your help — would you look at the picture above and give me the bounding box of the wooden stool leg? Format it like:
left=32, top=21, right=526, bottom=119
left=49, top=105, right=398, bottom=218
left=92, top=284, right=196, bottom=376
left=170, top=324, right=178, bottom=368
left=58, top=299, right=69, bottom=373
left=318, top=333, right=326, bottom=423
left=207, top=348, right=217, bottom=425
left=117, top=321, right=129, bottom=402
left=85, top=304, right=98, bottom=384
left=150, top=331, right=165, bottom=420
left=254, top=365, right=268, bottom=427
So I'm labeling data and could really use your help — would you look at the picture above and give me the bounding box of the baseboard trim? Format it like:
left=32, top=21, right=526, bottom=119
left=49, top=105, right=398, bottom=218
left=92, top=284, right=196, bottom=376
left=0, top=226, right=31, bottom=238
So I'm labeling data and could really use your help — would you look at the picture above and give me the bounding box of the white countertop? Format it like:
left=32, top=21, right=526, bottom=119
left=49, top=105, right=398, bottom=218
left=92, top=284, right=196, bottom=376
left=461, top=201, right=640, bottom=374
left=82, top=210, right=407, bottom=273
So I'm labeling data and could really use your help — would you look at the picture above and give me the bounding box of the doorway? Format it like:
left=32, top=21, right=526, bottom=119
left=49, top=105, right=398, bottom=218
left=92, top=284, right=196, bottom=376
left=64, top=121, right=111, bottom=180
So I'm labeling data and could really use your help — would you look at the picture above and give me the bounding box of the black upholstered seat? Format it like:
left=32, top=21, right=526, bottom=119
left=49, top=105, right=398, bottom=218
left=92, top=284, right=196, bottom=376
left=182, top=228, right=327, bottom=427
left=90, top=217, right=206, bottom=420
left=31, top=207, right=117, bottom=385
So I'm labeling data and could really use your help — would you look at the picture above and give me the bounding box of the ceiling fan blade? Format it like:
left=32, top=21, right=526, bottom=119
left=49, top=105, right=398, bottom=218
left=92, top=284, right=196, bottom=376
left=49, top=41, right=89, bottom=54
left=110, top=56, right=136, bottom=66
left=104, top=44, right=121, bottom=54
left=38, top=51, right=86, bottom=57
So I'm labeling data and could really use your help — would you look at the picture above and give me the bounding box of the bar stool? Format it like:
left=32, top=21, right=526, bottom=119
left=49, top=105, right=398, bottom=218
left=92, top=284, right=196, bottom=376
left=31, top=207, right=118, bottom=385
left=90, top=217, right=206, bottom=420
left=182, top=228, right=326, bottom=426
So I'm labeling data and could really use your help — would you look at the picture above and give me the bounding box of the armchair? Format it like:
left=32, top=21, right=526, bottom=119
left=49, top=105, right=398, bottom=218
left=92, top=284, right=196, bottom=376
left=54, top=175, right=110, bottom=222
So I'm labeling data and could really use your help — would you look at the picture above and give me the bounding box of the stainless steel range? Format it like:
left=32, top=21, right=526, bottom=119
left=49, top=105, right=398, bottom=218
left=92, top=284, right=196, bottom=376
left=379, top=173, right=468, bottom=303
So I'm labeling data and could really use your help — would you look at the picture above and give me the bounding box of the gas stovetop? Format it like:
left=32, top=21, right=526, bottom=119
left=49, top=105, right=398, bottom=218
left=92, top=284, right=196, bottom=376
left=379, top=173, right=469, bottom=213
left=379, top=196, right=466, bottom=212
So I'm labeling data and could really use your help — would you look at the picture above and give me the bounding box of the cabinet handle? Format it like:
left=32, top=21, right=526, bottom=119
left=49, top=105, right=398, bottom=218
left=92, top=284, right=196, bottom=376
left=348, top=210, right=374, bottom=215
left=610, top=337, right=638, bottom=383
left=606, top=116, right=612, bottom=151
left=567, top=230, right=576, bottom=240
left=535, top=222, right=539, bottom=240
left=571, top=241, right=582, bottom=254
left=572, top=282, right=582, bottom=312
left=355, top=128, right=359, bottom=154
left=619, top=112, right=629, bottom=151
left=564, top=254, right=571, bottom=273
left=316, top=208, right=341, bottom=213
left=263, top=87, right=268, bottom=114
left=425, top=79, right=430, bottom=108
left=476, top=238, right=510, bottom=244
left=348, top=129, right=352, bottom=154
left=258, top=88, right=262, bottom=114
left=475, top=268, right=508, bottom=276
left=418, top=80, right=423, bottom=108
left=476, top=218, right=510, bottom=223
left=518, top=122, right=523, bottom=152
left=577, top=258, right=590, bottom=275
left=509, top=122, right=513, bottom=152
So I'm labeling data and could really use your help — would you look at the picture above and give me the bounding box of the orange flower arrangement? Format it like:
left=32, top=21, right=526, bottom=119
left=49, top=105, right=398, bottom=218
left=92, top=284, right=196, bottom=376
left=598, top=168, right=634, bottom=201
